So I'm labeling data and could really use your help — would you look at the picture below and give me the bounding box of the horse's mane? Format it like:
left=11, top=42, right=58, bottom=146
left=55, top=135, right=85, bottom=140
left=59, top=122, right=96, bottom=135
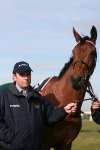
left=58, top=36, right=91, bottom=79
left=58, top=57, right=73, bottom=78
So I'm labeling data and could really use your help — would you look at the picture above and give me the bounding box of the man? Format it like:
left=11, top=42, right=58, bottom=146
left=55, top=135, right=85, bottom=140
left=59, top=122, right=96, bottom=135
left=0, top=61, right=77, bottom=150
left=91, top=98, right=100, bottom=124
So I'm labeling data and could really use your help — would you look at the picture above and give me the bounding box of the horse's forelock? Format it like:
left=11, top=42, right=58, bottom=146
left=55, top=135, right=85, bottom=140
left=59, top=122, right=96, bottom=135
left=80, top=36, right=90, bottom=44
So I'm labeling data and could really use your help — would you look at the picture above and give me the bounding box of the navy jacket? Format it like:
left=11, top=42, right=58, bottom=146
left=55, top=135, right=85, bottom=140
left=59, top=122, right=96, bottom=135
left=0, top=83, right=67, bottom=150
left=91, top=108, right=100, bottom=124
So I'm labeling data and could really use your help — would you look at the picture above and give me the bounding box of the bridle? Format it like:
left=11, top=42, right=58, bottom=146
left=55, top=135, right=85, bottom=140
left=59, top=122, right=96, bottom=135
left=77, top=40, right=96, bottom=47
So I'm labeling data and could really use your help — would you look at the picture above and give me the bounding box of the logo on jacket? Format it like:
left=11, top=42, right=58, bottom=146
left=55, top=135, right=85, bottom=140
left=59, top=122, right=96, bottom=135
left=10, top=104, right=20, bottom=108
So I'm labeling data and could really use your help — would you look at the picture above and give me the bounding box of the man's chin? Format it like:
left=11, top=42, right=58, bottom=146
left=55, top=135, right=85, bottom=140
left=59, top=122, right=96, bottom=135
left=22, top=84, right=30, bottom=89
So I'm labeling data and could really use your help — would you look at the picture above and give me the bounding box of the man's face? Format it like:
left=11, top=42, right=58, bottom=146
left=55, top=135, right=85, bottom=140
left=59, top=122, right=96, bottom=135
left=13, top=73, right=31, bottom=89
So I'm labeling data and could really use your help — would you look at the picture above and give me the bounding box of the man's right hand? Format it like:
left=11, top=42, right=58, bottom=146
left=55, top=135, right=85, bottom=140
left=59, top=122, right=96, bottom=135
left=64, top=103, right=77, bottom=114
left=91, top=99, right=100, bottom=110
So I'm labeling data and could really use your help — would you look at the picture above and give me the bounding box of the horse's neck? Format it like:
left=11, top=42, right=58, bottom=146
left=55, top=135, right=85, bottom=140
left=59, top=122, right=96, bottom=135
left=55, top=68, right=87, bottom=105
left=40, top=68, right=87, bottom=106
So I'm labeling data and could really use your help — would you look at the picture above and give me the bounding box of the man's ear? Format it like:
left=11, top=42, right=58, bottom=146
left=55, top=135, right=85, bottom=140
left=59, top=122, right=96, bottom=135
left=12, top=74, right=16, bottom=82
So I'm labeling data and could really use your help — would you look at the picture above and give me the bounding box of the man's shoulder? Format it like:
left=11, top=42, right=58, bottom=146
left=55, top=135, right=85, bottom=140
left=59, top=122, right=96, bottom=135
left=33, top=89, right=41, bottom=97
left=0, top=82, right=11, bottom=93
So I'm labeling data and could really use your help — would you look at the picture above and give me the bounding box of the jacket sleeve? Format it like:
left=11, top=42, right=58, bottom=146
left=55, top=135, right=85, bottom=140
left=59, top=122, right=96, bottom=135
left=91, top=108, right=100, bottom=124
left=41, top=97, right=67, bottom=125
left=0, top=93, right=14, bottom=143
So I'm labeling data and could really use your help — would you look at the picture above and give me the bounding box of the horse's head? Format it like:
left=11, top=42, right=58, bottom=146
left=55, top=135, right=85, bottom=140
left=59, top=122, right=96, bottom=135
left=71, top=26, right=97, bottom=90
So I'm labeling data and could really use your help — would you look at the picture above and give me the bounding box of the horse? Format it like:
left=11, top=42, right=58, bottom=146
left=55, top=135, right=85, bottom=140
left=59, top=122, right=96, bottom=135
left=38, top=26, right=97, bottom=150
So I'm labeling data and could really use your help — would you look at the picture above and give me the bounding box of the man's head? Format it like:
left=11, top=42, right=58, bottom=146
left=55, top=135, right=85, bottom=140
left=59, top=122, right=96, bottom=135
left=12, top=61, right=32, bottom=89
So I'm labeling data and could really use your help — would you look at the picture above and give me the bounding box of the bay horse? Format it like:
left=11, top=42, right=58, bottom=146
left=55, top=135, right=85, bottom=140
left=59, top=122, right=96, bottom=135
left=38, top=26, right=97, bottom=150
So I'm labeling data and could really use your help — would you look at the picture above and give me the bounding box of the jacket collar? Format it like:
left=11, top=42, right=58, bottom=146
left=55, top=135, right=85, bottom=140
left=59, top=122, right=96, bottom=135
left=8, top=83, right=41, bottom=103
left=8, top=82, right=34, bottom=97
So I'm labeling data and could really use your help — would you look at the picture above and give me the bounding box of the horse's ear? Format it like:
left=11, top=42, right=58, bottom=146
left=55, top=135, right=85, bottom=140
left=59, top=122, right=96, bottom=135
left=90, top=26, right=97, bottom=44
left=73, top=27, right=81, bottom=42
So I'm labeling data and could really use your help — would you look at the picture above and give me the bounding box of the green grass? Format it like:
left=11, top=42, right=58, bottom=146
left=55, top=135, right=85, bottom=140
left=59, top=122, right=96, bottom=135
left=72, top=120, right=100, bottom=150
left=50, top=120, right=100, bottom=150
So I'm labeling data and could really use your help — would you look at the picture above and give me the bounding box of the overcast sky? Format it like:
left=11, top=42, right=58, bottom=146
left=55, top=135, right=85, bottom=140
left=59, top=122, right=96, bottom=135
left=0, top=0, right=100, bottom=111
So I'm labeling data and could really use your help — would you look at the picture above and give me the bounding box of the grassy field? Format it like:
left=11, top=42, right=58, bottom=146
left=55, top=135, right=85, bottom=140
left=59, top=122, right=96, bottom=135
left=72, top=120, right=100, bottom=150
left=50, top=120, right=100, bottom=150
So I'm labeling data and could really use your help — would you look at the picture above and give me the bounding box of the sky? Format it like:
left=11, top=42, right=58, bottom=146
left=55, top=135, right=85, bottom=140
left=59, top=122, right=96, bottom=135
left=0, top=0, right=100, bottom=111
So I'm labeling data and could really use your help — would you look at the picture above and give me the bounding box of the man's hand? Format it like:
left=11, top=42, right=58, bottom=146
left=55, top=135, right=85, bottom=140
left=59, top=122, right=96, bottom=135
left=64, top=103, right=77, bottom=114
left=91, top=99, right=100, bottom=110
